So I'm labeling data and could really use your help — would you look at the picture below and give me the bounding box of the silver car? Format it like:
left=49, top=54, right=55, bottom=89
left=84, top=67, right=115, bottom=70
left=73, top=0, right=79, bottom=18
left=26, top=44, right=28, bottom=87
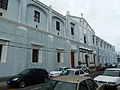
left=39, top=75, right=104, bottom=90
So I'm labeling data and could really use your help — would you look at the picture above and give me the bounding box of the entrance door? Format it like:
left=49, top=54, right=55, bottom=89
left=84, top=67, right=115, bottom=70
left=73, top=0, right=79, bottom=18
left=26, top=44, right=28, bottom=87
left=93, top=54, right=96, bottom=66
left=71, top=52, right=75, bottom=68
left=85, top=55, right=89, bottom=67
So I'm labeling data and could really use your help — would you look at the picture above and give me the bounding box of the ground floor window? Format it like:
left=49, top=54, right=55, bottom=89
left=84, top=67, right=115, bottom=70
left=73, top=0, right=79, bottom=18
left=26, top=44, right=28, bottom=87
left=57, top=52, right=60, bottom=63
left=0, top=45, right=3, bottom=61
left=32, top=45, right=42, bottom=63
left=57, top=49, right=64, bottom=63
left=32, top=49, right=39, bottom=62
left=0, top=40, right=8, bottom=63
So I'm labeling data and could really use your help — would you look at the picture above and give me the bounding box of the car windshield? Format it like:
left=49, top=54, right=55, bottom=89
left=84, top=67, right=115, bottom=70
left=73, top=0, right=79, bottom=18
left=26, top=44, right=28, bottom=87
left=40, top=80, right=77, bottom=90
left=18, top=69, right=31, bottom=75
left=65, top=70, right=74, bottom=75
left=103, top=70, right=120, bottom=77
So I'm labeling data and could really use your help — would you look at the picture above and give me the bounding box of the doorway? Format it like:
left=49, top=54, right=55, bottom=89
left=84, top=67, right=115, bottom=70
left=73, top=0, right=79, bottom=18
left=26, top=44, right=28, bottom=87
left=71, top=52, right=75, bottom=68
left=85, top=54, right=89, bottom=67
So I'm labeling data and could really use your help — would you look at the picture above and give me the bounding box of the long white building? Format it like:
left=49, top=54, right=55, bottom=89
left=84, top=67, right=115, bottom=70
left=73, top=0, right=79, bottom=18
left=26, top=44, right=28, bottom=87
left=0, top=0, right=117, bottom=77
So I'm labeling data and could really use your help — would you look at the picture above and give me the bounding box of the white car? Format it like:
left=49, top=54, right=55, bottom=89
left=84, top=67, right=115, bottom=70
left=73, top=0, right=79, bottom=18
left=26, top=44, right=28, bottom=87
left=65, top=68, right=89, bottom=76
left=49, top=67, right=70, bottom=77
left=94, top=68, right=120, bottom=85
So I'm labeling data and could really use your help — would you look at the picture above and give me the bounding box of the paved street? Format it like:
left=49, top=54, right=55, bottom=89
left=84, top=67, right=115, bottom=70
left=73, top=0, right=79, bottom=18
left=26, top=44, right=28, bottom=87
left=0, top=83, right=44, bottom=90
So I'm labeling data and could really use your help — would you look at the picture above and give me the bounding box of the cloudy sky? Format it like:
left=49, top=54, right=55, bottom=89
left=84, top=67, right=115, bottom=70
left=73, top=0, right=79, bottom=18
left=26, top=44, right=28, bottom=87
left=39, top=0, right=120, bottom=52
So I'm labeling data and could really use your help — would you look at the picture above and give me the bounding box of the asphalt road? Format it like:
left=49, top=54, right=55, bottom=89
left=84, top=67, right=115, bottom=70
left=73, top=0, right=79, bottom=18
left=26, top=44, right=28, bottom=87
left=0, top=83, right=44, bottom=90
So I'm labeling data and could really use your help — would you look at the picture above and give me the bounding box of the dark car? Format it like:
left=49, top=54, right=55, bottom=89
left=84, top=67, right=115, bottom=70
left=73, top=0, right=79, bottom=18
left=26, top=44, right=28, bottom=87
left=7, top=68, right=49, bottom=88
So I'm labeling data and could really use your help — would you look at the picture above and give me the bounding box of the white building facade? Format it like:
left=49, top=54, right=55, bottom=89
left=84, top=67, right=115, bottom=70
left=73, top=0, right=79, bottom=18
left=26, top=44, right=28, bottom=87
left=0, top=0, right=117, bottom=77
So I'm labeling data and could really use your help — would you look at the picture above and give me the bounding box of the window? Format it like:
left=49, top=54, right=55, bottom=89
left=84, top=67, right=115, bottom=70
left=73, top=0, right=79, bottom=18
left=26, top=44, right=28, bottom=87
left=56, top=21, right=60, bottom=31
left=32, top=49, right=39, bottom=62
left=96, top=41, right=98, bottom=46
left=71, top=27, right=74, bottom=35
left=86, top=79, right=98, bottom=90
left=57, top=52, right=60, bottom=63
left=0, top=0, right=8, bottom=10
left=79, top=81, right=89, bottom=90
left=0, top=40, right=8, bottom=63
left=92, top=35, right=95, bottom=43
left=32, top=45, right=42, bottom=63
left=84, top=36, right=87, bottom=44
left=100, top=42, right=102, bottom=47
left=57, top=50, right=64, bottom=63
left=0, top=45, right=2, bottom=61
left=34, top=10, right=40, bottom=23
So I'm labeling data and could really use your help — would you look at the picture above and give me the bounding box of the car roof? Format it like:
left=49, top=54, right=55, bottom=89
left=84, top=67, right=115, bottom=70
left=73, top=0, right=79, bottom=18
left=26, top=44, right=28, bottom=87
left=106, top=68, right=120, bottom=71
left=67, top=68, right=82, bottom=71
left=27, top=68, right=46, bottom=71
left=52, top=75, right=90, bottom=83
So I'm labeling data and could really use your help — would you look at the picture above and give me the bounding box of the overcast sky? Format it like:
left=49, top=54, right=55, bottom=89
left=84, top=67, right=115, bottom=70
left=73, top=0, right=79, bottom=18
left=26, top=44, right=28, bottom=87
left=39, top=0, right=120, bottom=52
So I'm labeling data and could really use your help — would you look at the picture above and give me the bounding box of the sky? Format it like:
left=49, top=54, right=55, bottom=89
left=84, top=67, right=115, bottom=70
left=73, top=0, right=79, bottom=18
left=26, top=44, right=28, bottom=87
left=39, top=0, right=120, bottom=53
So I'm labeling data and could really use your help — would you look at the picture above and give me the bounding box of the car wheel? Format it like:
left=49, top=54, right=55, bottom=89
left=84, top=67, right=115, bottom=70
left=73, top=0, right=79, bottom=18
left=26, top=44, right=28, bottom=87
left=19, top=81, right=26, bottom=88
left=44, top=78, right=49, bottom=83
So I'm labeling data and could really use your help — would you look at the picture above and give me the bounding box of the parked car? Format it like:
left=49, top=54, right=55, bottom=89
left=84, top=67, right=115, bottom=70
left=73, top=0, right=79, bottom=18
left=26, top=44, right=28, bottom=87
left=96, top=64, right=107, bottom=71
left=94, top=68, right=120, bottom=86
left=49, top=67, right=70, bottom=77
left=75, top=65, right=90, bottom=73
left=117, top=63, right=120, bottom=68
left=105, top=63, right=113, bottom=68
left=111, top=63, right=117, bottom=68
left=39, top=75, right=103, bottom=90
left=64, top=69, right=89, bottom=76
left=89, top=66, right=97, bottom=73
left=7, top=68, right=49, bottom=88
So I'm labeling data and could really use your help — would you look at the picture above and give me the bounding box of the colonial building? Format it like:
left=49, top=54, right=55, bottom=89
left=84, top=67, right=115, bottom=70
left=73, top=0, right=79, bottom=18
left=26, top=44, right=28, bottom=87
left=0, top=0, right=117, bottom=77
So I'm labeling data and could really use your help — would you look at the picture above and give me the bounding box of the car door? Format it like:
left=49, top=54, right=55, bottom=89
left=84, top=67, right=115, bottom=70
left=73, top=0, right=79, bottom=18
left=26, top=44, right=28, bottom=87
left=25, top=70, right=36, bottom=84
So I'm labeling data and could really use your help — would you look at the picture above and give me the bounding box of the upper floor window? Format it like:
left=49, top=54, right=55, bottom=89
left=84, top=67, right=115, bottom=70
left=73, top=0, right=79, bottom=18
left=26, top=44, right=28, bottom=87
left=100, top=42, right=102, bottom=47
left=96, top=41, right=98, bottom=46
left=34, top=10, right=40, bottom=23
left=56, top=21, right=60, bottom=31
left=92, top=35, right=95, bottom=43
left=0, top=0, right=8, bottom=10
left=71, top=27, right=74, bottom=35
left=84, top=36, right=87, bottom=44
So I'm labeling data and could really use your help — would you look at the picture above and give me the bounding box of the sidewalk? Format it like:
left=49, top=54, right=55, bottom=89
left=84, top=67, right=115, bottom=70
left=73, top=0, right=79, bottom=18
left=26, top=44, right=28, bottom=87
left=0, top=81, right=7, bottom=87
left=0, top=76, right=10, bottom=87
